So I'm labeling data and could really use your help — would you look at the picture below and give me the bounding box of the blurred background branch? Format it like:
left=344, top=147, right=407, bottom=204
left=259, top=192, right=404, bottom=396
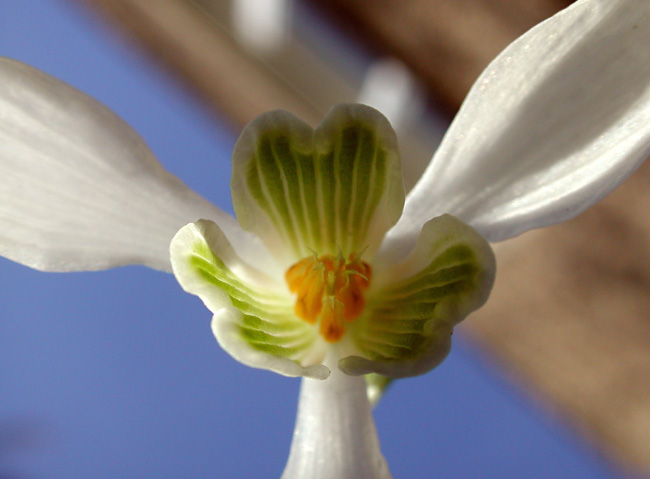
left=74, top=0, right=650, bottom=475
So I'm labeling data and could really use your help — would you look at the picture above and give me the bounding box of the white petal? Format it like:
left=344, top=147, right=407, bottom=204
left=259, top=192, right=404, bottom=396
left=281, top=367, right=392, bottom=479
left=342, top=215, right=495, bottom=378
left=231, top=104, right=404, bottom=264
left=212, top=309, right=330, bottom=380
left=386, top=0, right=650, bottom=257
left=0, top=58, right=261, bottom=272
left=171, top=220, right=329, bottom=379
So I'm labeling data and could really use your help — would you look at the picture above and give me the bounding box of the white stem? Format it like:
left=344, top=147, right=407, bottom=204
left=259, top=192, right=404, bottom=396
left=281, top=368, right=393, bottom=479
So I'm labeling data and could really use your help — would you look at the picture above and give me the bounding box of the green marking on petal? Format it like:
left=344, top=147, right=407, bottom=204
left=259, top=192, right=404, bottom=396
left=232, top=104, right=404, bottom=263
left=170, top=220, right=326, bottom=376
left=341, top=215, right=496, bottom=378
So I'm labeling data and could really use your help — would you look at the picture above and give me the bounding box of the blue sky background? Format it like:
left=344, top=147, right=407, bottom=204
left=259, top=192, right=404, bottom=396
left=0, top=1, right=628, bottom=478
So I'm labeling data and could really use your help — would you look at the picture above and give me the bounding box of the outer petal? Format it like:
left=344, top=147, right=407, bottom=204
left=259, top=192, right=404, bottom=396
left=231, top=104, right=404, bottom=263
left=0, top=58, right=260, bottom=272
left=341, top=215, right=495, bottom=377
left=170, top=220, right=329, bottom=379
left=385, top=0, right=650, bottom=257
left=282, top=369, right=392, bottom=479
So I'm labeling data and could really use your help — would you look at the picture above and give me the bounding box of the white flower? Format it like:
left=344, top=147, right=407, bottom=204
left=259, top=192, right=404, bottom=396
left=170, top=105, right=495, bottom=479
left=0, top=1, right=649, bottom=478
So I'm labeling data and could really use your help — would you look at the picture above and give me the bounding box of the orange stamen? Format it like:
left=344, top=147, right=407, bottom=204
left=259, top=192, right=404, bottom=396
left=285, top=252, right=372, bottom=343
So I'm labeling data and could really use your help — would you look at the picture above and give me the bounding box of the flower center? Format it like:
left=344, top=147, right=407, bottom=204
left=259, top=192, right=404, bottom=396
left=285, top=252, right=371, bottom=343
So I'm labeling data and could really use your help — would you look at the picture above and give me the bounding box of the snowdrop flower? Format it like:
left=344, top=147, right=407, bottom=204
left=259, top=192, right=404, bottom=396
left=170, top=104, right=495, bottom=479
left=1, top=1, right=649, bottom=478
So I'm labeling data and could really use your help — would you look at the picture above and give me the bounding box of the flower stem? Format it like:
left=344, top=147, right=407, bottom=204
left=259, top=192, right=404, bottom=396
left=281, top=366, right=393, bottom=479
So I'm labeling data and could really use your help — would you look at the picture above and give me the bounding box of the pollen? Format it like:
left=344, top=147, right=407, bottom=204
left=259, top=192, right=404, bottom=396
left=285, top=251, right=371, bottom=343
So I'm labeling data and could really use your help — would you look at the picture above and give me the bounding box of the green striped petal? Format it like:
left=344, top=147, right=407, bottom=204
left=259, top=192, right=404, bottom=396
left=231, top=104, right=404, bottom=264
left=339, top=215, right=495, bottom=378
left=170, top=219, right=329, bottom=379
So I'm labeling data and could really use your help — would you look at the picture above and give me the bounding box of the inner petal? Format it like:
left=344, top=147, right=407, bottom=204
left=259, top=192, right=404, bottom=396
left=286, top=252, right=372, bottom=343
left=339, top=214, right=496, bottom=379
left=171, top=219, right=329, bottom=379
left=231, top=104, right=405, bottom=264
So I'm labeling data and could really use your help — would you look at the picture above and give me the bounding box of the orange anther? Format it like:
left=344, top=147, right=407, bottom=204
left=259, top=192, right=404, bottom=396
left=285, top=252, right=371, bottom=342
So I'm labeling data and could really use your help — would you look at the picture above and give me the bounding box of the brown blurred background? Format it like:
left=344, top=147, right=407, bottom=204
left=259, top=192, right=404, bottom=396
left=76, top=0, right=650, bottom=474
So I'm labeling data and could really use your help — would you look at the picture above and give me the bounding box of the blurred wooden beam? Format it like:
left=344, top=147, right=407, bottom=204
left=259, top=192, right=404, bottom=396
left=77, top=0, right=325, bottom=129
left=73, top=0, right=440, bottom=190
left=307, top=0, right=573, bottom=112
